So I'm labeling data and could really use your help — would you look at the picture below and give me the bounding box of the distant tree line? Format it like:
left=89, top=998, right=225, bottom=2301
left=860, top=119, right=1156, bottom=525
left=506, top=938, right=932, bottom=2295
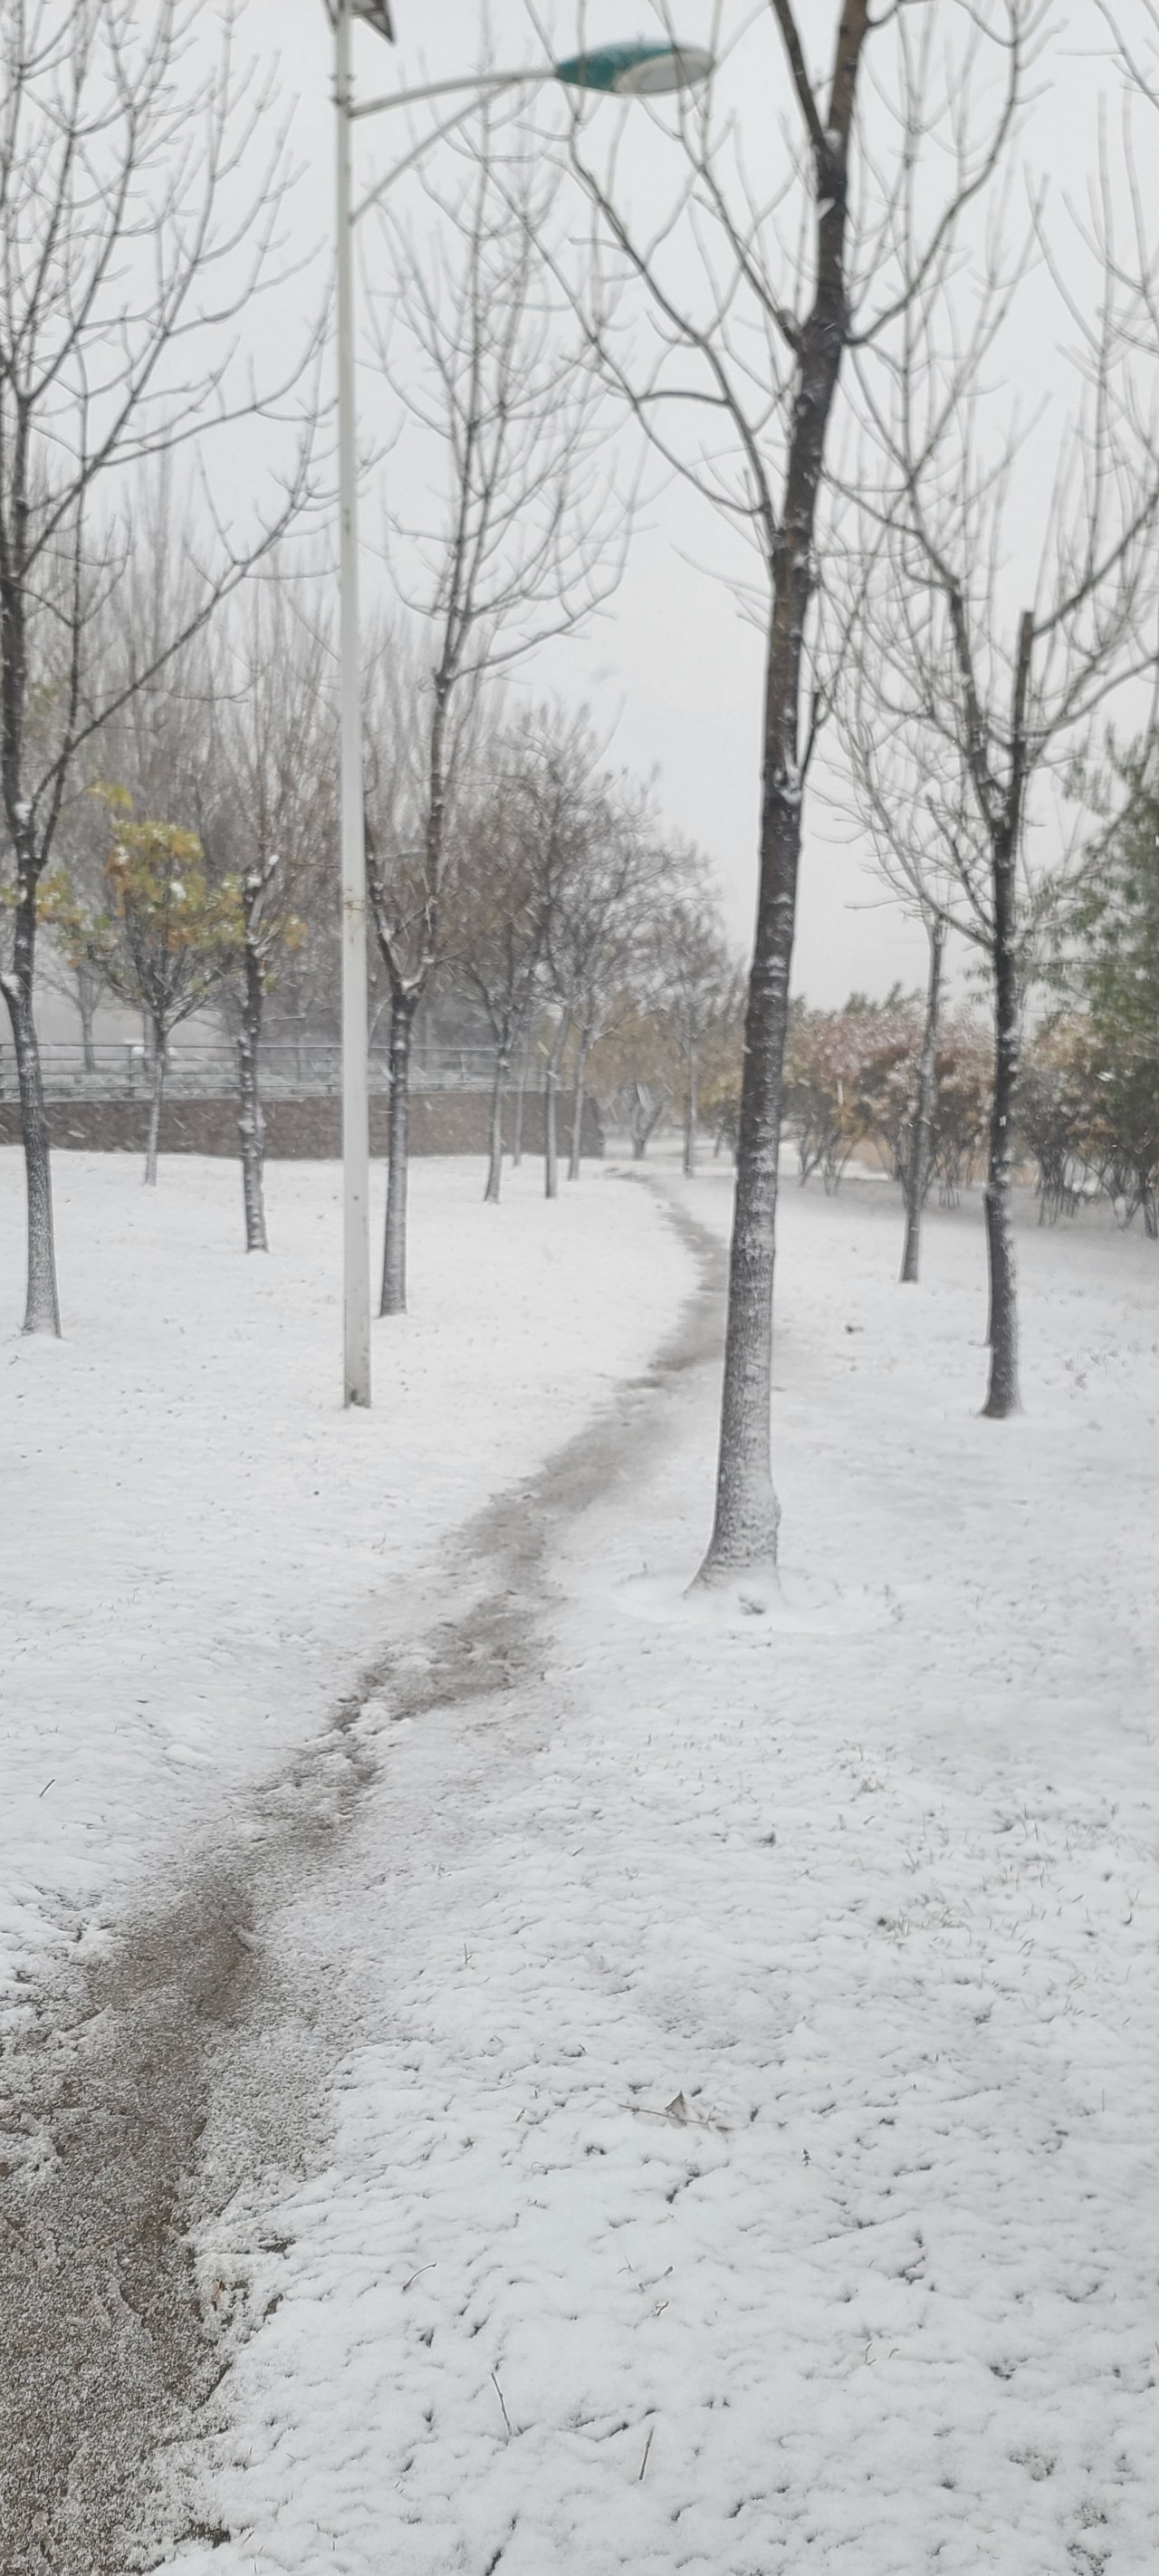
left=31, top=572, right=744, bottom=1274
left=783, top=756, right=1159, bottom=1251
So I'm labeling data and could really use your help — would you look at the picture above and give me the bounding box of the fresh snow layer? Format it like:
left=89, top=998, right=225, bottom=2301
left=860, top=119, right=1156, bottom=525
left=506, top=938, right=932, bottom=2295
left=0, top=1149, right=692, bottom=2014
left=156, top=1170, right=1159, bottom=2576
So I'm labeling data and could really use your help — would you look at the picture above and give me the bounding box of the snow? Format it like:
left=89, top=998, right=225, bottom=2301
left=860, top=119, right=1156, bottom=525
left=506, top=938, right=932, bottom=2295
left=0, top=1150, right=692, bottom=2019
left=6, top=1148, right=1159, bottom=2572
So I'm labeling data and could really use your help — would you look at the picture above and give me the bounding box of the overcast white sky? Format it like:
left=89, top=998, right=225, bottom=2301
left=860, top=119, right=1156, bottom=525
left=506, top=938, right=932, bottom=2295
left=227, top=0, right=1145, bottom=1004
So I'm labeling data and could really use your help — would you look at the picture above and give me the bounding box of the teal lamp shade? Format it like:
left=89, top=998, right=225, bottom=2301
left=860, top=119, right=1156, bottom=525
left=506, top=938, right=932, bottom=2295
left=554, top=41, right=713, bottom=96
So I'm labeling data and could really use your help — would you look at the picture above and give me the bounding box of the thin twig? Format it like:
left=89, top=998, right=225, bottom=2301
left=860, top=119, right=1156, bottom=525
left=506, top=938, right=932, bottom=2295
left=491, top=2369, right=515, bottom=2438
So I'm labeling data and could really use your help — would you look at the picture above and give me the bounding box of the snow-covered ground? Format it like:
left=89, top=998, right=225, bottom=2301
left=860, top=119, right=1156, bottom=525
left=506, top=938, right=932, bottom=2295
left=0, top=1150, right=691, bottom=2022
left=6, top=1149, right=1159, bottom=2573
left=148, top=1165, right=1159, bottom=2576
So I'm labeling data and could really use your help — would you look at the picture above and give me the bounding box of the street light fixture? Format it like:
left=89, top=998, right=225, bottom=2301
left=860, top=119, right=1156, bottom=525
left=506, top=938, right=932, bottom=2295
left=330, top=5, right=713, bottom=1408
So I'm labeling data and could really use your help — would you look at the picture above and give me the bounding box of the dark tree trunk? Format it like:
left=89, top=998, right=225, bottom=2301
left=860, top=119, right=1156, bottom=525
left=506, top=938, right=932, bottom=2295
left=2, top=957, right=61, bottom=1335
left=629, top=1084, right=667, bottom=1159
left=484, top=1046, right=510, bottom=1203
left=380, top=988, right=415, bottom=1315
left=980, top=608, right=1032, bottom=1419
left=543, top=1014, right=570, bottom=1202
left=2, top=413, right=62, bottom=1333
left=698, top=13, right=867, bottom=1582
left=900, top=914, right=945, bottom=1284
left=568, top=1028, right=591, bottom=1182
left=544, top=1065, right=559, bottom=1199
left=144, top=1023, right=166, bottom=1187
left=683, top=1037, right=699, bottom=1178
left=982, top=860, right=1021, bottom=1416
left=512, top=1033, right=530, bottom=1167
left=78, top=971, right=99, bottom=1075
left=237, top=943, right=268, bottom=1253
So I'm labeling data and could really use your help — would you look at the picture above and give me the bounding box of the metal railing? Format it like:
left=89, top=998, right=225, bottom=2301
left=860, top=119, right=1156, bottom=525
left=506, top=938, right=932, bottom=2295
left=1, top=1040, right=523, bottom=1102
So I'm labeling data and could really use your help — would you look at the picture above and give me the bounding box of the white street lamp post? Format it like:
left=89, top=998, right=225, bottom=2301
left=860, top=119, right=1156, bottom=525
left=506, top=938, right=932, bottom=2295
left=330, top=5, right=712, bottom=1407
left=335, top=0, right=372, bottom=1408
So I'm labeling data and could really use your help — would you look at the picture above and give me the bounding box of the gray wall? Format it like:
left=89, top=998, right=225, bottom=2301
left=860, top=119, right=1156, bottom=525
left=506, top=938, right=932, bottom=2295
left=0, top=1092, right=604, bottom=1160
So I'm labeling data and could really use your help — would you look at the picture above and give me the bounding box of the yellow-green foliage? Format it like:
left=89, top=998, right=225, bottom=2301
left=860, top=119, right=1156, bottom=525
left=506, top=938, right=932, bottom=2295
left=54, top=790, right=243, bottom=1031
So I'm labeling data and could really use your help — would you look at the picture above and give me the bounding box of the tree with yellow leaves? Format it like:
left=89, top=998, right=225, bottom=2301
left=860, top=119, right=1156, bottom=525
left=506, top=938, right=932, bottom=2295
left=58, top=795, right=242, bottom=1185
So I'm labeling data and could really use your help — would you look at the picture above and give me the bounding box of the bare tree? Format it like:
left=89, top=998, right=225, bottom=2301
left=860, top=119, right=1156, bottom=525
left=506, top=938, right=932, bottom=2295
left=531, top=0, right=1038, bottom=1575
left=207, top=586, right=338, bottom=1252
left=510, top=710, right=650, bottom=1201
left=651, top=885, right=740, bottom=1179
left=587, top=1006, right=677, bottom=1158
left=454, top=738, right=545, bottom=1203
left=840, top=145, right=1159, bottom=1406
left=363, top=128, right=627, bottom=1311
left=621, top=1075, right=673, bottom=1161
left=549, top=800, right=663, bottom=1191
left=0, top=1, right=316, bottom=1332
left=900, top=911, right=947, bottom=1283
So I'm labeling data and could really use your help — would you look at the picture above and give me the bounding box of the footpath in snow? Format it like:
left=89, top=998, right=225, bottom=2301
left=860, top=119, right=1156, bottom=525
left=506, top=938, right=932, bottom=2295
left=152, top=1167, right=1159, bottom=2576
left=0, top=1149, right=690, bottom=2022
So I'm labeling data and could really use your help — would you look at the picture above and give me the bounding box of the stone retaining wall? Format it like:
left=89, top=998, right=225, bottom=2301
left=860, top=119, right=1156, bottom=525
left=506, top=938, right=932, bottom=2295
left=0, top=1091, right=603, bottom=1160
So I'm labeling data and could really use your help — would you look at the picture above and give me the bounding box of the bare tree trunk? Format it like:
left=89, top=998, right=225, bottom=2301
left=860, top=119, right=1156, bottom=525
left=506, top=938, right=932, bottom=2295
left=630, top=1085, right=668, bottom=1159
left=683, top=1037, right=699, bottom=1178
left=484, top=1046, right=510, bottom=1203
left=696, top=14, right=869, bottom=1584
left=544, top=1067, right=559, bottom=1199
left=78, top=970, right=99, bottom=1075
left=237, top=944, right=268, bottom=1253
left=380, top=989, right=414, bottom=1315
left=900, top=914, right=945, bottom=1284
left=698, top=822, right=791, bottom=1580
left=512, top=1033, right=530, bottom=1167
left=982, top=852, right=1021, bottom=1417
left=699, top=331, right=857, bottom=1568
left=544, top=1013, right=570, bottom=1201
left=567, top=1026, right=591, bottom=1181
left=144, top=1023, right=166, bottom=1187
left=2, top=960, right=62, bottom=1335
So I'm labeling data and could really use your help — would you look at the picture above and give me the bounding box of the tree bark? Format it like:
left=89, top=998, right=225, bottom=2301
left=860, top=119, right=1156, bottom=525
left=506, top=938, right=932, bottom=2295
left=979, top=608, right=1033, bottom=1418
left=629, top=1084, right=667, bottom=1159
left=683, top=1037, right=699, bottom=1178
left=982, top=852, right=1021, bottom=1416
left=1, top=806, right=62, bottom=1331
left=544, top=1064, right=559, bottom=1199
left=380, top=988, right=415, bottom=1315
left=543, top=1013, right=570, bottom=1201
left=144, top=1024, right=166, bottom=1187
left=2, top=967, right=62, bottom=1334
left=512, top=1033, right=530, bottom=1166
left=143, top=1020, right=168, bottom=1187
left=698, top=17, right=866, bottom=1582
left=900, top=914, right=945, bottom=1284
left=78, top=971, right=99, bottom=1074
left=567, top=1027, right=590, bottom=1181
left=484, top=1046, right=510, bottom=1203
left=237, top=943, right=268, bottom=1252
